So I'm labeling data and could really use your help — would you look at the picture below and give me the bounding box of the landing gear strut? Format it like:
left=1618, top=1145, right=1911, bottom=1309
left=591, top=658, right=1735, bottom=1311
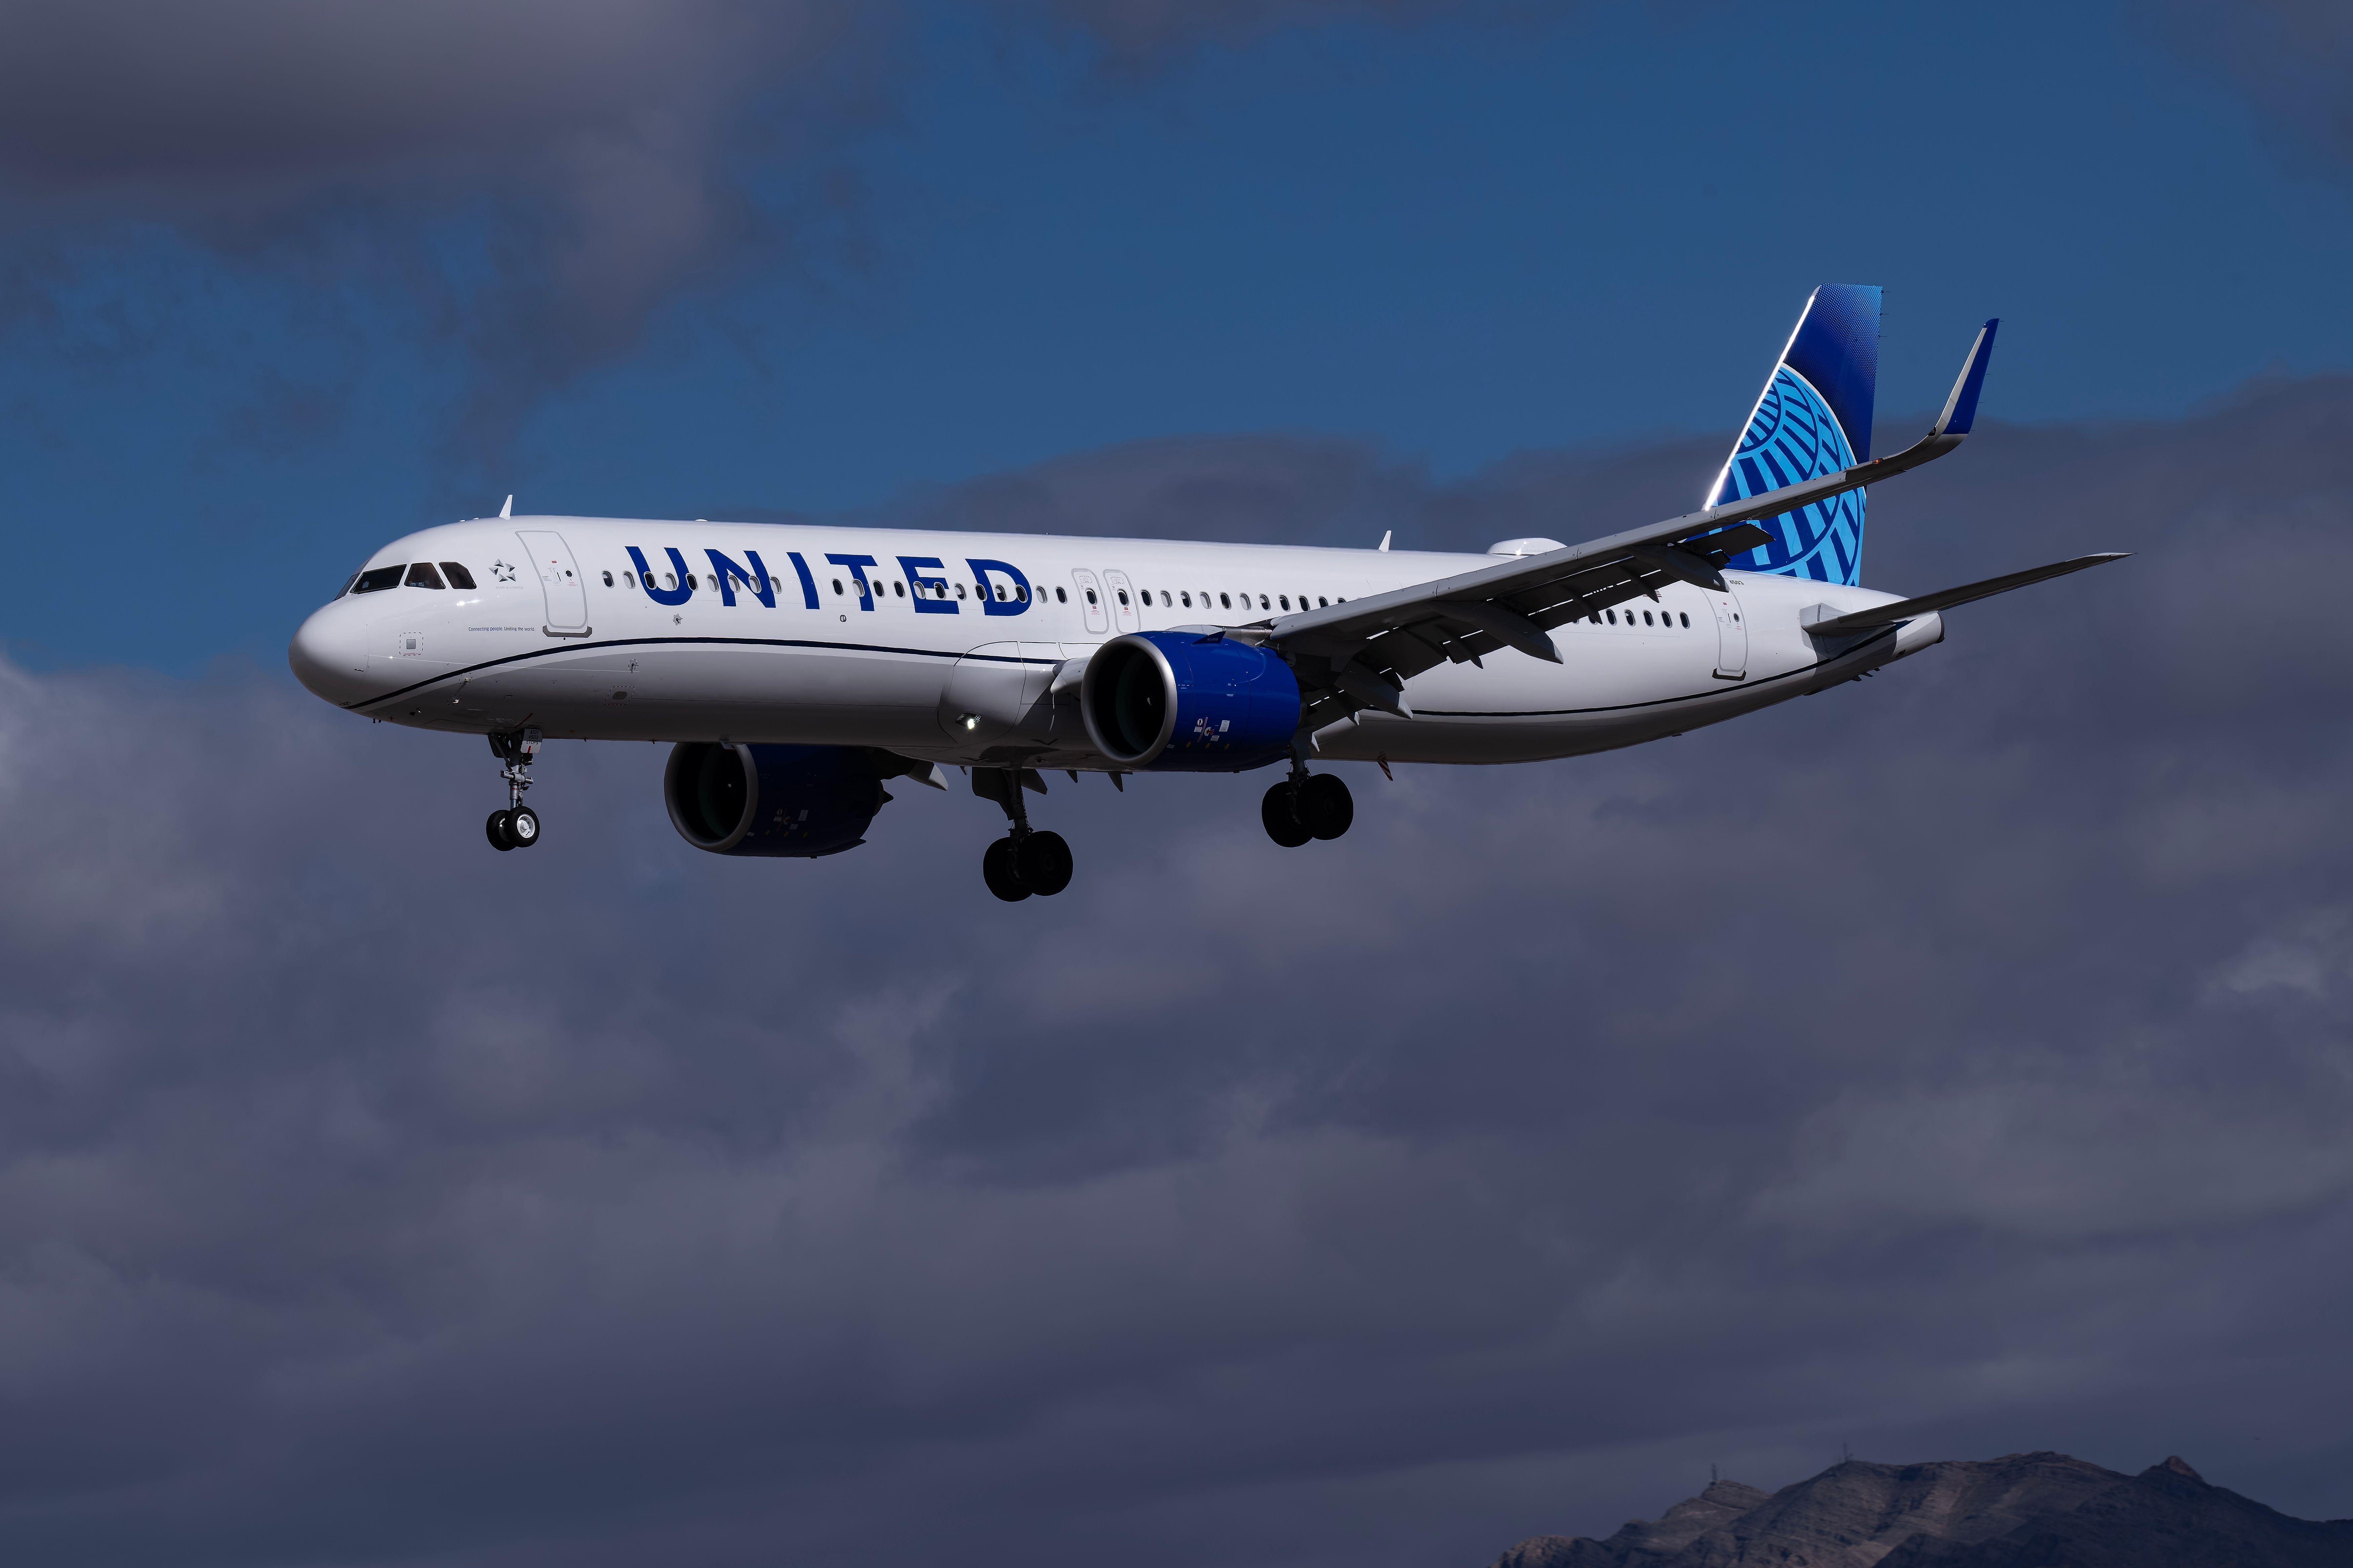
left=1262, top=765, right=1352, bottom=848
left=973, top=767, right=1072, bottom=901
left=485, top=728, right=543, bottom=852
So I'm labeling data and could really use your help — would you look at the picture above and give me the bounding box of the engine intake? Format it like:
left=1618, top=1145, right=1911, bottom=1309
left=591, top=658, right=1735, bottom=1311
left=663, top=743, right=894, bottom=858
left=1080, top=631, right=1301, bottom=772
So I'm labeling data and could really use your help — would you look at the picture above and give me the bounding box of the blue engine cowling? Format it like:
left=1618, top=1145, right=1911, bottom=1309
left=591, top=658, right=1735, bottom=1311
left=1080, top=631, right=1301, bottom=772
left=664, top=743, right=892, bottom=858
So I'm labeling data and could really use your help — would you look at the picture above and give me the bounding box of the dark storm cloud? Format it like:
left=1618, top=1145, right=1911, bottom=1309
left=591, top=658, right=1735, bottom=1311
left=3, top=378, right=2352, bottom=1564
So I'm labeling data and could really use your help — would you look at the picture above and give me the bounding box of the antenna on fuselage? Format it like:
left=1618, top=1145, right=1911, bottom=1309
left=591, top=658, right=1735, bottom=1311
left=500, top=495, right=513, bottom=518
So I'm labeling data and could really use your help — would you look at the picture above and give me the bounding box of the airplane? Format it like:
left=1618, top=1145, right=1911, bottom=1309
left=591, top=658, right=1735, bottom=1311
left=289, top=285, right=2124, bottom=901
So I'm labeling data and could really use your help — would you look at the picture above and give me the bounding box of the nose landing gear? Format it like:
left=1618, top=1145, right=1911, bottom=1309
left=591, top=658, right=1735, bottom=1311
left=973, top=767, right=1072, bottom=901
left=1262, top=767, right=1352, bottom=848
left=485, top=729, right=543, bottom=852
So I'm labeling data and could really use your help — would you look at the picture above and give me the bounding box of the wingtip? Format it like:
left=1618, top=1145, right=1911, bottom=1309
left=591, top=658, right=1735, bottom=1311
left=1934, top=319, right=2000, bottom=439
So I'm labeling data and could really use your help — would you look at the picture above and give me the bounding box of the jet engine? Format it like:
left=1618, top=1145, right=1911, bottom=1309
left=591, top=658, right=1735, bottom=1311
left=1081, top=630, right=1300, bottom=772
left=664, top=743, right=903, bottom=858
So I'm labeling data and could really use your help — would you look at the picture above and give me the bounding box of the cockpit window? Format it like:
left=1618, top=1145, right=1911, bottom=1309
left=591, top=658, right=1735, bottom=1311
left=340, top=571, right=362, bottom=597
left=405, top=563, right=446, bottom=589
left=440, top=562, right=477, bottom=590
left=353, top=566, right=406, bottom=594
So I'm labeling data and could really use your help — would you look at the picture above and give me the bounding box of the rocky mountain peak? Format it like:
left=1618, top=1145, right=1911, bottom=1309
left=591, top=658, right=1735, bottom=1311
left=1487, top=1451, right=2353, bottom=1568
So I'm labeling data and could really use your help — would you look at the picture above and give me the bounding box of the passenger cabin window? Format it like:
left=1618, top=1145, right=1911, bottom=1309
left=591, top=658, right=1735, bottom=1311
left=601, top=570, right=614, bottom=587
left=1219, top=593, right=1231, bottom=609
left=405, top=563, right=446, bottom=589
left=440, top=562, right=477, bottom=590
left=354, top=566, right=405, bottom=594
left=1680, top=612, right=1689, bottom=626
left=624, top=571, right=636, bottom=587
left=1180, top=592, right=1192, bottom=607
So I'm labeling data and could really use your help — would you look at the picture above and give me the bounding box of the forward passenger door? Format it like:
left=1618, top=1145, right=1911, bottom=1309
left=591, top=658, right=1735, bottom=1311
left=517, top=530, right=589, bottom=631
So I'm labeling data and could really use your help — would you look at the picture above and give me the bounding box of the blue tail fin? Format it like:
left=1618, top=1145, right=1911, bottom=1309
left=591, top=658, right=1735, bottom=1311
left=1706, top=284, right=1881, bottom=586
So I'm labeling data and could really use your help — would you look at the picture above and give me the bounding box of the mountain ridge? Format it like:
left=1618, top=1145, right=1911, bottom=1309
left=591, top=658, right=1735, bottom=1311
left=1489, top=1450, right=2353, bottom=1567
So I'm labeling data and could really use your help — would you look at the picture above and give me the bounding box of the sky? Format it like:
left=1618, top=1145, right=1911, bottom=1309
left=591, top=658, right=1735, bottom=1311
left=1, top=2, right=2352, bottom=1564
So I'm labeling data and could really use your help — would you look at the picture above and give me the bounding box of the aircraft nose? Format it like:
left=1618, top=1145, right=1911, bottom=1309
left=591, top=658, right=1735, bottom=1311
left=288, top=603, right=376, bottom=706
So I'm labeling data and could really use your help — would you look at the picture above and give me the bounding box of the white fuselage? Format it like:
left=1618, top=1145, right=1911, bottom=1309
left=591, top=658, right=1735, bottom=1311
left=288, top=517, right=1944, bottom=769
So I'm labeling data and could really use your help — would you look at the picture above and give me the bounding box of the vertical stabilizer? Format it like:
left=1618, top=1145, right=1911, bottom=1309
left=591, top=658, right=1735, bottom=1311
left=1707, top=284, right=1881, bottom=585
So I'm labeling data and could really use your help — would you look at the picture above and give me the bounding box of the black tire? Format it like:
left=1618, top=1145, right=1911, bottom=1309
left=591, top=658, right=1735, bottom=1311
left=1016, top=830, right=1073, bottom=896
left=1262, top=782, right=1313, bottom=847
left=507, top=806, right=542, bottom=848
left=487, top=809, right=515, bottom=851
left=1299, top=773, right=1353, bottom=840
left=982, top=836, right=1031, bottom=901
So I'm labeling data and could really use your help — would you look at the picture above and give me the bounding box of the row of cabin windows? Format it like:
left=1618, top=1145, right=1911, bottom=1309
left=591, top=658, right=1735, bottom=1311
left=347, top=562, right=479, bottom=595
left=1593, top=608, right=1692, bottom=628
left=589, top=568, right=1350, bottom=615
left=599, top=569, right=1032, bottom=602
left=1086, top=587, right=1344, bottom=612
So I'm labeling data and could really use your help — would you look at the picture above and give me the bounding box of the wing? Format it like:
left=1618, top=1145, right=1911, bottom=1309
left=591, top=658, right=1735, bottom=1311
left=1260, top=320, right=2003, bottom=726
left=1800, top=553, right=2129, bottom=636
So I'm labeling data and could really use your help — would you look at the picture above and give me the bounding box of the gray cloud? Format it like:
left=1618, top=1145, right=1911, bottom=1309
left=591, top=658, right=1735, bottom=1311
left=0, top=2, right=890, bottom=387
left=3, top=380, right=2353, bottom=1563
left=0, top=0, right=1547, bottom=468
left=2151, top=0, right=2353, bottom=171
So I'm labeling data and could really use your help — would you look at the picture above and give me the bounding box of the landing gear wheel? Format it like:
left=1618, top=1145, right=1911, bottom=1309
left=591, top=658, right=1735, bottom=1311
left=1299, top=773, right=1353, bottom=840
left=982, top=837, right=1031, bottom=902
left=486, top=809, right=515, bottom=851
left=506, top=805, right=541, bottom=849
left=1015, top=830, right=1073, bottom=896
left=1261, top=782, right=1312, bottom=848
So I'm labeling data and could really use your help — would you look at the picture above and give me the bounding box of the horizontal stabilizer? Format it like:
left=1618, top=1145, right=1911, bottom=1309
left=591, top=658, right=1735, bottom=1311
left=1803, top=552, right=2129, bottom=636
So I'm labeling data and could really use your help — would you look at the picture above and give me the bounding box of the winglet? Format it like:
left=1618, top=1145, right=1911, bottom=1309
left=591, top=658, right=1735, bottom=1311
left=500, top=494, right=514, bottom=518
left=1931, top=320, right=1998, bottom=439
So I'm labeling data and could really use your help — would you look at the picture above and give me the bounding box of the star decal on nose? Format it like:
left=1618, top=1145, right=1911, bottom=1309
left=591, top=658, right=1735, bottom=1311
left=490, top=559, right=518, bottom=583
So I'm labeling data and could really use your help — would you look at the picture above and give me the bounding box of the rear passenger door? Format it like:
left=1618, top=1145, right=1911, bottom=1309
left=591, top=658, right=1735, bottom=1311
left=518, top=530, right=589, bottom=631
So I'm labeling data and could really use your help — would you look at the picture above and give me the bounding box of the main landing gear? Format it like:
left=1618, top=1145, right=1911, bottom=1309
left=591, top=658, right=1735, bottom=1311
left=1262, top=767, right=1352, bottom=848
left=485, top=728, right=543, bottom=852
left=973, top=767, right=1072, bottom=902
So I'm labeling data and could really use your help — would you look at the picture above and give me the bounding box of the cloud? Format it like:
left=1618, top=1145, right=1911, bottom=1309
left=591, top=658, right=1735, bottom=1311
left=4, top=379, right=2353, bottom=1561
left=0, top=1, right=1548, bottom=466
left=0, top=3, right=889, bottom=379
left=2151, top=0, right=2353, bottom=171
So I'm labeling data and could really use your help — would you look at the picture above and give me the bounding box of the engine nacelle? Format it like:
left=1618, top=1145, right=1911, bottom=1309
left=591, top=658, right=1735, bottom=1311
left=664, top=743, right=891, bottom=858
left=1080, top=631, right=1301, bottom=772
